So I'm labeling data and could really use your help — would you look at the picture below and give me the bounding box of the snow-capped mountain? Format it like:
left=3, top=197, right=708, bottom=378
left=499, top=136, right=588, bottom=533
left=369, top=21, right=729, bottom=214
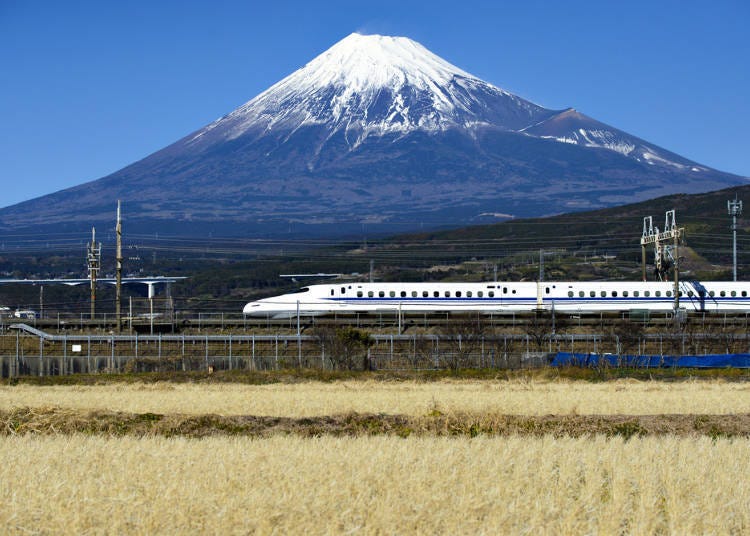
left=192, top=33, right=555, bottom=149
left=0, top=33, right=745, bottom=238
left=185, top=33, right=693, bottom=170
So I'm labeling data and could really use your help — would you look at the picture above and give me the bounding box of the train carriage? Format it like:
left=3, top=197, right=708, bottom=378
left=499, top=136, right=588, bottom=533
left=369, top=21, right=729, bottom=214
left=243, top=280, right=750, bottom=318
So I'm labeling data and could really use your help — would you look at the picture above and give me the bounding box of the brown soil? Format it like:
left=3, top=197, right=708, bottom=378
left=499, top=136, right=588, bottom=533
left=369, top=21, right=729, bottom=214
left=2, top=407, right=749, bottom=439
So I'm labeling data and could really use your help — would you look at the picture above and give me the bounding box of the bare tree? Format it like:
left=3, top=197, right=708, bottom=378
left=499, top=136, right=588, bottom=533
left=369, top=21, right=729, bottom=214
left=438, top=313, right=488, bottom=370
left=610, top=318, right=645, bottom=356
left=311, top=326, right=373, bottom=370
left=523, top=312, right=555, bottom=351
left=411, top=335, right=438, bottom=369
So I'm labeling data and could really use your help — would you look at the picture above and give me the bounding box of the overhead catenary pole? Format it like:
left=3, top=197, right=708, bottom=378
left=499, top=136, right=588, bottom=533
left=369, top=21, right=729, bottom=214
left=539, top=249, right=544, bottom=282
left=641, top=216, right=652, bottom=282
left=87, top=227, right=101, bottom=321
left=116, top=201, right=123, bottom=331
left=728, top=196, right=742, bottom=282
left=673, top=220, right=679, bottom=311
left=664, top=210, right=681, bottom=312
left=640, top=210, right=683, bottom=311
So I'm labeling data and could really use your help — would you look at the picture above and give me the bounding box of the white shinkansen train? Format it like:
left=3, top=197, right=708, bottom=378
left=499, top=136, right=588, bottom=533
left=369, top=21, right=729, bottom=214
left=243, top=280, right=750, bottom=318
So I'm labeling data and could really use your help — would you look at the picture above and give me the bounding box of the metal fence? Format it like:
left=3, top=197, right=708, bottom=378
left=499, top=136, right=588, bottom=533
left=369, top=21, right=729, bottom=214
left=2, top=323, right=750, bottom=377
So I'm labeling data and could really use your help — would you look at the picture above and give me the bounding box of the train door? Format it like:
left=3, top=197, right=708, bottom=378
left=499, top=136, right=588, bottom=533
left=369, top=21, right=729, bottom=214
left=536, top=282, right=543, bottom=309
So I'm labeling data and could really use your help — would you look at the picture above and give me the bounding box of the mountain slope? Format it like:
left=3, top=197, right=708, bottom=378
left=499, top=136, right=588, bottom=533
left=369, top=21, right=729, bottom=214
left=0, top=33, right=745, bottom=238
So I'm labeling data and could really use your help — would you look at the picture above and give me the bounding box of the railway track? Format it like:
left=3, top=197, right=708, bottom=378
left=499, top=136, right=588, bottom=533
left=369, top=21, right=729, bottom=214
left=3, top=309, right=750, bottom=334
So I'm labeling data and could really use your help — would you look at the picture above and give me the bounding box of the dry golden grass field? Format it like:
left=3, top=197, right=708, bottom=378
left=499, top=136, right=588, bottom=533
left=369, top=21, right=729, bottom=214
left=1, top=434, right=749, bottom=534
left=1, top=378, right=750, bottom=417
left=2, top=377, right=749, bottom=534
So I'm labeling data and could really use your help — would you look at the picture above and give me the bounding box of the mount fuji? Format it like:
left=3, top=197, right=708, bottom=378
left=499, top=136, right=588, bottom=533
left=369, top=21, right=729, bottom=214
left=1, top=33, right=745, bottom=238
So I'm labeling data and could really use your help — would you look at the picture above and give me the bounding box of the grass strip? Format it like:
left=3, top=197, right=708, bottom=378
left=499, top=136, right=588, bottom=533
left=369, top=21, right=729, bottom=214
left=2, top=407, right=749, bottom=439
left=3, top=366, right=750, bottom=386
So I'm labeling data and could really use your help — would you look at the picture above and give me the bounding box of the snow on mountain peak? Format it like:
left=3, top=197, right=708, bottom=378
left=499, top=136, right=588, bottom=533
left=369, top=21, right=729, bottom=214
left=298, top=32, right=476, bottom=94
left=192, top=32, right=545, bottom=146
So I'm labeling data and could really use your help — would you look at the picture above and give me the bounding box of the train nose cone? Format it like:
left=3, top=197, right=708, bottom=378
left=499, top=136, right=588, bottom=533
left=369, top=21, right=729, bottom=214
left=243, top=302, right=263, bottom=315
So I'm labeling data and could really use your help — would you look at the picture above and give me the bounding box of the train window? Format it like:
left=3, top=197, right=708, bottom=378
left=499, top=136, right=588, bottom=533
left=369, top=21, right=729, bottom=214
left=331, top=289, right=334, bottom=296
left=634, top=291, right=639, bottom=297
left=645, top=291, right=650, bottom=297
left=545, top=287, right=550, bottom=294
left=590, top=291, right=595, bottom=298
left=400, top=291, right=407, bottom=298
left=687, top=291, right=694, bottom=297
left=612, top=291, right=617, bottom=297
left=503, top=287, right=508, bottom=294
left=710, top=291, right=715, bottom=297
left=678, top=291, right=683, bottom=297
left=732, top=291, right=737, bottom=297
left=579, top=291, right=584, bottom=297
left=434, top=291, right=439, bottom=297
left=568, top=291, right=574, bottom=297
left=600, top=291, right=606, bottom=297
left=655, top=291, right=661, bottom=297
left=341, top=287, right=345, bottom=294
left=390, top=291, right=396, bottom=297
left=357, top=291, right=363, bottom=297
left=743, top=291, right=748, bottom=297
left=456, top=291, right=462, bottom=298
left=487, top=285, right=495, bottom=289
left=422, top=291, right=428, bottom=298
left=379, top=291, right=385, bottom=297
left=720, top=291, right=726, bottom=297
left=623, top=291, right=628, bottom=297
left=445, top=291, right=451, bottom=297
left=478, top=291, right=483, bottom=297
left=666, top=291, right=672, bottom=297
left=368, top=291, right=374, bottom=297
left=467, top=291, right=472, bottom=297
left=489, top=291, right=495, bottom=298
left=411, top=291, right=417, bottom=298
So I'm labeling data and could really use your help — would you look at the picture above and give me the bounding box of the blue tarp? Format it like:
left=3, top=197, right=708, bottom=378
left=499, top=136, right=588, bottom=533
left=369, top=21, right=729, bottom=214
left=551, top=352, right=750, bottom=368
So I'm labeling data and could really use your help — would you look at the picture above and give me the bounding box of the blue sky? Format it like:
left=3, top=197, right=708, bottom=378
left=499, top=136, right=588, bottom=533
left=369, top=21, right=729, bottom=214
left=1, top=0, right=748, bottom=208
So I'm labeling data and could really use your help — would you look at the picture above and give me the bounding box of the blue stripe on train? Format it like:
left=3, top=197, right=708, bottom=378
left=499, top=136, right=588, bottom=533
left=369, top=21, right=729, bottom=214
left=326, top=297, right=750, bottom=305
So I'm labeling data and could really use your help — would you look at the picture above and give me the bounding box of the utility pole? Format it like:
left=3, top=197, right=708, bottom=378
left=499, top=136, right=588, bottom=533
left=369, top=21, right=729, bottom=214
left=728, top=196, right=742, bottom=281
left=115, top=201, right=123, bottom=331
left=87, top=227, right=101, bottom=320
